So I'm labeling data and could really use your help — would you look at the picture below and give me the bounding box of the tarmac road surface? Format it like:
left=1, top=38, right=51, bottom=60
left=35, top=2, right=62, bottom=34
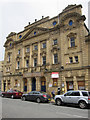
left=1, top=97, right=90, bottom=118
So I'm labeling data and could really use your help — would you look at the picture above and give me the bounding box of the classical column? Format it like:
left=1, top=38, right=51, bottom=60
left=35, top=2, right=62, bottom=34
left=37, top=42, right=40, bottom=71
left=63, top=77, right=67, bottom=93
left=27, top=78, right=32, bottom=92
left=22, top=47, right=25, bottom=69
left=6, top=80, right=8, bottom=91
left=1, top=80, right=4, bottom=91
left=36, top=77, right=41, bottom=91
left=85, top=69, right=89, bottom=91
left=21, top=79, right=24, bottom=92
left=73, top=76, right=78, bottom=90
left=30, top=45, right=33, bottom=68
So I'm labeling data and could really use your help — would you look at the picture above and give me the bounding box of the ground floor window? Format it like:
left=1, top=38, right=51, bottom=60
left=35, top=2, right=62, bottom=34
left=67, top=81, right=73, bottom=91
left=14, top=80, right=18, bottom=87
left=53, top=78, right=58, bottom=87
left=7, top=80, right=10, bottom=89
left=78, top=81, right=85, bottom=90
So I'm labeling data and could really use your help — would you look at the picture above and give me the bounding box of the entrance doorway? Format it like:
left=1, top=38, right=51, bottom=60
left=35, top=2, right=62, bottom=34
left=24, top=78, right=27, bottom=92
left=4, top=82, right=6, bottom=91
left=32, top=77, right=36, bottom=91
left=41, top=77, right=46, bottom=92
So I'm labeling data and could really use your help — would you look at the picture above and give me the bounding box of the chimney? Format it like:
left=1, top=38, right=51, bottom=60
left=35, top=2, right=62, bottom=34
left=35, top=19, right=37, bottom=22
left=42, top=16, right=44, bottom=19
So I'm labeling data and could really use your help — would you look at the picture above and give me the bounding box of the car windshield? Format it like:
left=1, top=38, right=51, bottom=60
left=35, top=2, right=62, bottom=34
left=40, top=91, right=47, bottom=94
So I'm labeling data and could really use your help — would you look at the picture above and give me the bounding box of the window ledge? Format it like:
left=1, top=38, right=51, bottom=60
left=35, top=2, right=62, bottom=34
left=52, top=63, right=60, bottom=65
left=52, top=86, right=58, bottom=87
left=66, top=62, right=79, bottom=65
left=52, top=44, right=58, bottom=46
left=68, top=46, right=77, bottom=49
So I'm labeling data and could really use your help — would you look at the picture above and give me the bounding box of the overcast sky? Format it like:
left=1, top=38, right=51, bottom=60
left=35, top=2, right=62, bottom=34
left=0, top=0, right=89, bottom=61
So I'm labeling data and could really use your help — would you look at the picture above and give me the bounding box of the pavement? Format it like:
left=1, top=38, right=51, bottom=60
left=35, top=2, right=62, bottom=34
left=50, top=98, right=55, bottom=103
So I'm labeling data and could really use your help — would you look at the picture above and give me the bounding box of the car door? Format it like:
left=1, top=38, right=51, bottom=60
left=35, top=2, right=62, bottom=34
left=63, top=91, right=80, bottom=104
left=70, top=91, right=81, bottom=104
left=6, top=90, right=11, bottom=97
left=29, top=91, right=35, bottom=101
left=26, top=93, right=31, bottom=100
left=31, top=91, right=37, bottom=101
left=63, top=91, right=73, bottom=103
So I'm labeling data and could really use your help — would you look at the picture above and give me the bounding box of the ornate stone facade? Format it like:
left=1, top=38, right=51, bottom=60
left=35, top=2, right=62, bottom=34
left=0, top=61, right=4, bottom=91
left=2, top=4, right=90, bottom=94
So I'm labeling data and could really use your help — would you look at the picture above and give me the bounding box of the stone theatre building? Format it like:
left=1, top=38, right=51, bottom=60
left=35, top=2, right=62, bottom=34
left=2, top=4, right=90, bottom=94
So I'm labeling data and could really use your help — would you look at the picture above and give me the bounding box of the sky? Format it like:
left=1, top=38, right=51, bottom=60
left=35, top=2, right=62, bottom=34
left=0, top=0, right=89, bottom=61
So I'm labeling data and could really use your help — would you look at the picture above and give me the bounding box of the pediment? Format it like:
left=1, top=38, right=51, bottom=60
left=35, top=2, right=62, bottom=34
left=61, top=12, right=81, bottom=24
left=4, top=38, right=14, bottom=47
left=21, top=27, right=49, bottom=40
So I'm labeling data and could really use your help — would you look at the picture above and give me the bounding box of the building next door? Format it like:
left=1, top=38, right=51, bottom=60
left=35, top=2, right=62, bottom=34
left=24, top=78, right=27, bottom=92
left=41, top=77, right=46, bottom=92
left=32, top=77, right=36, bottom=91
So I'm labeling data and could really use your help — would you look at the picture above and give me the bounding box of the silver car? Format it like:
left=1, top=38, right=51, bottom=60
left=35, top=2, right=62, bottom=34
left=55, top=90, right=90, bottom=109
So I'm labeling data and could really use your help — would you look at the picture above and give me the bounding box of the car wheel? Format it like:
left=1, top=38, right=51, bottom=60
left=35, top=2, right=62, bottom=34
left=11, top=95, right=14, bottom=99
left=79, top=101, right=87, bottom=109
left=22, top=96, right=26, bottom=101
left=56, top=99, right=62, bottom=106
left=2, top=94, right=4, bottom=97
left=36, top=98, right=41, bottom=103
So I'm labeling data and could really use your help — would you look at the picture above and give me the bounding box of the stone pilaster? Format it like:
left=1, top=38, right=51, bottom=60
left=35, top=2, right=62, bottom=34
left=27, top=78, right=32, bottom=92
left=21, top=79, right=24, bottom=92
left=73, top=76, right=78, bottom=90
left=6, top=80, right=8, bottom=91
left=63, top=77, right=67, bottom=93
left=85, top=69, right=89, bottom=91
left=1, top=80, right=3, bottom=91
left=30, top=45, right=33, bottom=67
left=36, top=77, right=41, bottom=91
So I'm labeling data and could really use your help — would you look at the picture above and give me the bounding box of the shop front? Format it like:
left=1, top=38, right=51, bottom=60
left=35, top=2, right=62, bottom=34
left=51, top=72, right=59, bottom=87
left=66, top=81, right=74, bottom=91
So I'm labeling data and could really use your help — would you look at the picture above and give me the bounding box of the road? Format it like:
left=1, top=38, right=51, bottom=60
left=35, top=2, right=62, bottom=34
left=1, top=97, right=89, bottom=118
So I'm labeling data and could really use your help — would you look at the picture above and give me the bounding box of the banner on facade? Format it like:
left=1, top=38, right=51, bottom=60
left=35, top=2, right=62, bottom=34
left=51, top=72, right=59, bottom=78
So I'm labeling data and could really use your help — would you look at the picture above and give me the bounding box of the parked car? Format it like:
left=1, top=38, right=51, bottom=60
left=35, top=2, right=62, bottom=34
left=55, top=90, right=90, bottom=109
left=2, top=89, right=23, bottom=99
left=0, top=91, right=2, bottom=96
left=21, top=91, right=51, bottom=103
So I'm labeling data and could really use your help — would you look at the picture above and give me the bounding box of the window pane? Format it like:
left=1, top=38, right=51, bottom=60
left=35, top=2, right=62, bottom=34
left=82, top=92, right=88, bottom=96
left=54, top=54, right=58, bottom=64
left=34, top=45, right=38, bottom=50
left=42, top=56, right=46, bottom=65
left=53, top=39, right=57, bottom=45
left=34, top=58, right=37, bottom=67
left=69, top=57, right=73, bottom=63
left=70, top=92, right=80, bottom=96
left=75, top=56, right=78, bottom=62
left=53, top=78, right=57, bottom=86
left=17, top=61, right=20, bottom=69
left=42, top=43, right=46, bottom=48
left=26, top=48, right=30, bottom=52
left=26, top=60, right=29, bottom=67
left=18, top=50, right=20, bottom=54
left=70, top=37, right=75, bottom=47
